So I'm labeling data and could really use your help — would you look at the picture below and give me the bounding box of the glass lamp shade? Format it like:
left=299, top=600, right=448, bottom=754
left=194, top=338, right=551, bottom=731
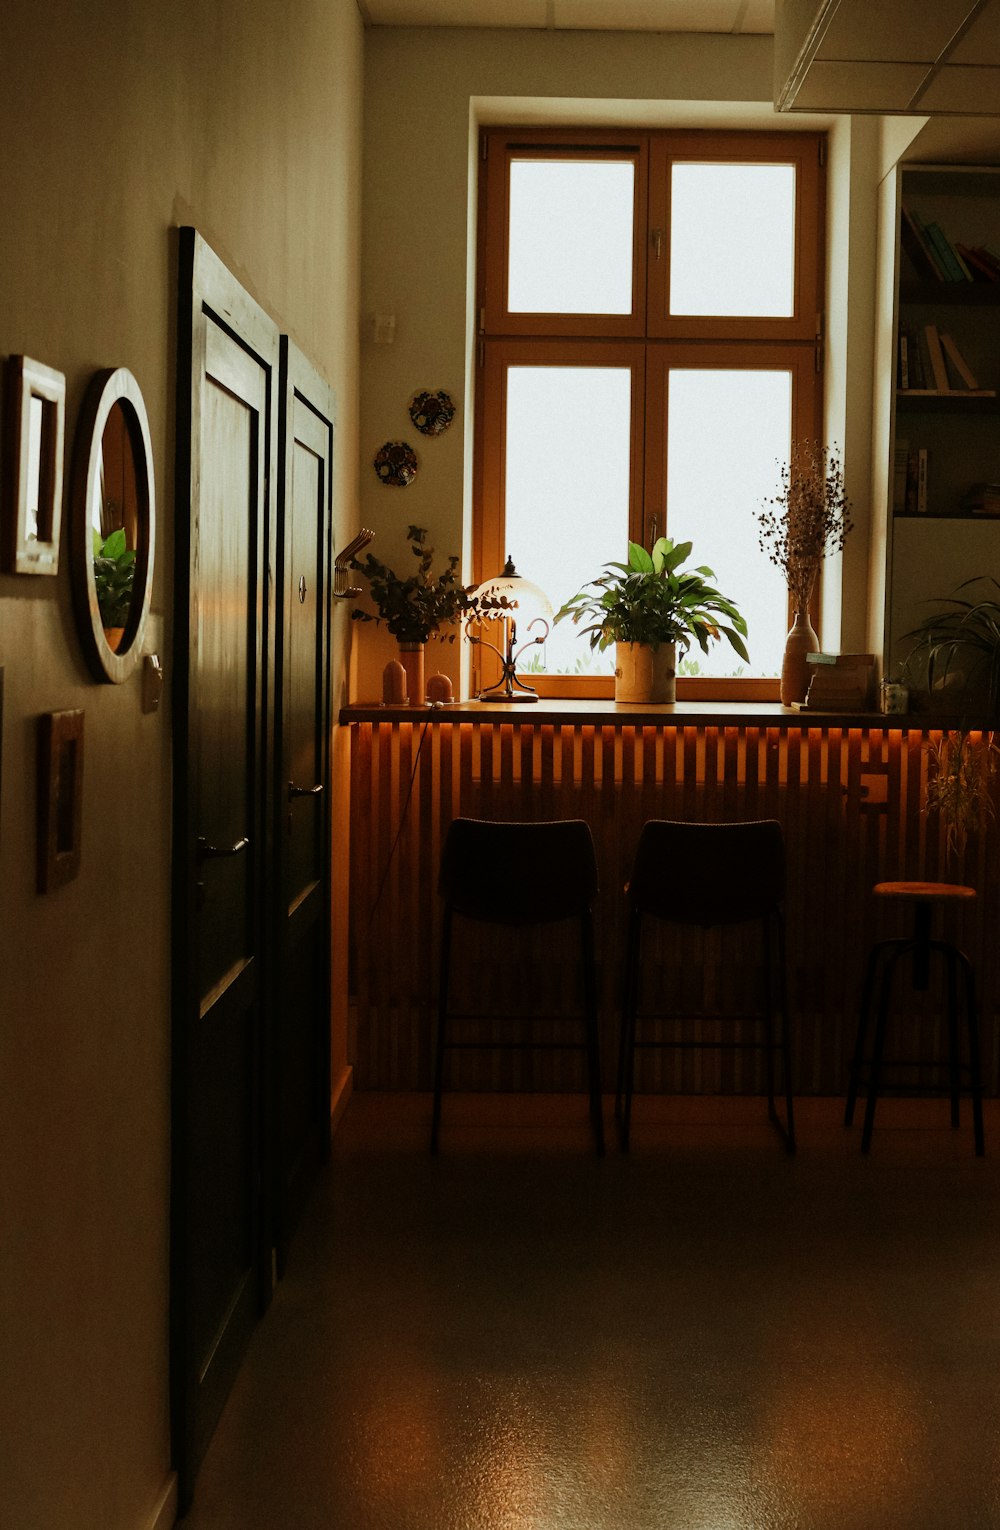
left=473, top=555, right=554, bottom=629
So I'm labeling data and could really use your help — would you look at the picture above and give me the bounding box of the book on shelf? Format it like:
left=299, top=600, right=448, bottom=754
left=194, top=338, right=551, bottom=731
left=893, top=437, right=909, bottom=514
left=900, top=205, right=945, bottom=280
left=939, top=331, right=980, bottom=389
left=916, top=446, right=928, bottom=514
left=923, top=323, right=950, bottom=390
left=955, top=243, right=1000, bottom=283
left=961, top=482, right=1000, bottom=516
left=923, top=220, right=972, bottom=282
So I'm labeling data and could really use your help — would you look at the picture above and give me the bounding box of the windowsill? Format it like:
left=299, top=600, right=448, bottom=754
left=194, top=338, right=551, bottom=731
left=340, top=697, right=914, bottom=726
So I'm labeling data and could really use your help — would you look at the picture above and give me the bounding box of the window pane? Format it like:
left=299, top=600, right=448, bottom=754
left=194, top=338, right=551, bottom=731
left=669, top=163, right=795, bottom=317
left=665, top=370, right=791, bottom=679
left=505, top=367, right=632, bottom=676
left=508, top=160, right=635, bottom=315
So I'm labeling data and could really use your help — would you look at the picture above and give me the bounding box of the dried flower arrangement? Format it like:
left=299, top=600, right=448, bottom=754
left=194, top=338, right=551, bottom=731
left=757, top=441, right=854, bottom=612
left=352, top=524, right=508, bottom=644
left=924, top=730, right=998, bottom=861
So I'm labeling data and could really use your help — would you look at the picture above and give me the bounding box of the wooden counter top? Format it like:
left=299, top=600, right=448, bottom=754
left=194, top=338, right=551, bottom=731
left=340, top=698, right=930, bottom=727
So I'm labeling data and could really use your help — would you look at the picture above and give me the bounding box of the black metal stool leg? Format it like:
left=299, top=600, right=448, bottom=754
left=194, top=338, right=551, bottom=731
left=846, top=942, right=883, bottom=1126
left=580, top=910, right=604, bottom=1155
left=960, top=951, right=985, bottom=1157
left=862, top=946, right=905, bottom=1153
left=430, top=907, right=452, bottom=1154
left=618, top=910, right=642, bottom=1152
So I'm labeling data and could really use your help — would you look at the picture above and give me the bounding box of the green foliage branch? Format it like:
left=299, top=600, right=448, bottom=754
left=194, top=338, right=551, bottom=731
left=352, top=524, right=509, bottom=644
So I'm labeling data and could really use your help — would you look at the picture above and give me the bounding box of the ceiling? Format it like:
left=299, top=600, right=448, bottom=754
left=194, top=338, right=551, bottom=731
left=357, top=0, right=774, bottom=30
left=357, top=0, right=1000, bottom=139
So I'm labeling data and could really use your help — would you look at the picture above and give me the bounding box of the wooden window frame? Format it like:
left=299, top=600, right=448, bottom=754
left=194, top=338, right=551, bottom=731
left=475, top=126, right=826, bottom=701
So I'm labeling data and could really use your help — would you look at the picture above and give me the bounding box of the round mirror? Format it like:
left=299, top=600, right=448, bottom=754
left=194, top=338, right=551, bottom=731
left=71, top=367, right=155, bottom=683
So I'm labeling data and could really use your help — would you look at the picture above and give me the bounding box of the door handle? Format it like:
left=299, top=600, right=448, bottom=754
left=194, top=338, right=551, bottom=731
left=197, top=834, right=250, bottom=861
left=288, top=782, right=324, bottom=801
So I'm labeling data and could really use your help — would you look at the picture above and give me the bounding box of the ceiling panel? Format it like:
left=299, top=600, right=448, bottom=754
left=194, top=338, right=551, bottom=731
left=790, top=60, right=930, bottom=112
left=918, top=64, right=1000, bottom=111
left=949, top=4, right=1000, bottom=64
left=816, top=0, right=974, bottom=65
left=363, top=0, right=775, bottom=28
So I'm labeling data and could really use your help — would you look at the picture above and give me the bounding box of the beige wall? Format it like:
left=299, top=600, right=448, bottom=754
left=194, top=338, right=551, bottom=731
left=358, top=26, right=888, bottom=699
left=0, top=1, right=362, bottom=1526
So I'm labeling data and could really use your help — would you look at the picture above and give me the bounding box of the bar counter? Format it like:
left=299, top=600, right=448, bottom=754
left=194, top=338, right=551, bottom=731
left=342, top=701, right=999, bottom=1097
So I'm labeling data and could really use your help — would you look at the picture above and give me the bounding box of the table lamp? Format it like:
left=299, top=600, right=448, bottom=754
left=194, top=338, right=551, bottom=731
left=467, top=554, right=553, bottom=703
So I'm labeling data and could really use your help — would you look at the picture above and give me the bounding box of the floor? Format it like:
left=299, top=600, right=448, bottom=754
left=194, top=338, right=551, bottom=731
left=181, top=1092, right=1000, bottom=1530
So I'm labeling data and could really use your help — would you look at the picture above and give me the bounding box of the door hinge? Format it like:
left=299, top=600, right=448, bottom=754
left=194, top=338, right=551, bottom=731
left=815, top=312, right=824, bottom=372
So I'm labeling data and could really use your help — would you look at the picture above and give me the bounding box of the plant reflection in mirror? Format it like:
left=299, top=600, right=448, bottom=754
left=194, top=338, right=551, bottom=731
left=92, top=526, right=136, bottom=629
left=924, top=730, right=998, bottom=861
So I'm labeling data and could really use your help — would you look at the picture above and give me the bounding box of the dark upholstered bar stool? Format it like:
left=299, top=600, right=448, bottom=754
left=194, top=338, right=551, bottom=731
left=616, top=819, right=795, bottom=1154
left=431, top=818, right=604, bottom=1154
left=845, top=881, right=985, bottom=1155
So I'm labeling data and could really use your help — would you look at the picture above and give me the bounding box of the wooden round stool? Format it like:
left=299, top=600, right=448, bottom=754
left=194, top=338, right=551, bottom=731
left=845, top=882, right=984, bottom=1155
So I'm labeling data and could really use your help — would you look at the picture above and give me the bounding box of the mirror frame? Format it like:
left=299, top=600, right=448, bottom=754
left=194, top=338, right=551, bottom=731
left=2, top=354, right=66, bottom=576
left=71, top=367, right=155, bottom=684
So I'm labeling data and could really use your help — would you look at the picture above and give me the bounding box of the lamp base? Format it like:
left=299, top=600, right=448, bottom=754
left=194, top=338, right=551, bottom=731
left=476, top=688, right=539, bottom=703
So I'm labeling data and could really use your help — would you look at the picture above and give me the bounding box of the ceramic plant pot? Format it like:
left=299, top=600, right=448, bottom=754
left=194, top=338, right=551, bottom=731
left=614, top=641, right=676, bottom=704
left=780, top=609, right=820, bottom=705
left=397, top=641, right=425, bottom=705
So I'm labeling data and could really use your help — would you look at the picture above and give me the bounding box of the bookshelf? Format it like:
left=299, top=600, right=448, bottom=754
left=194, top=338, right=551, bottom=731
left=877, top=165, right=1000, bottom=677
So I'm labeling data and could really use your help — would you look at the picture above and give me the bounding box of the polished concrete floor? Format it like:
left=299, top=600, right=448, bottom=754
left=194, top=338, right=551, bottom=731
left=182, top=1093, right=1000, bottom=1530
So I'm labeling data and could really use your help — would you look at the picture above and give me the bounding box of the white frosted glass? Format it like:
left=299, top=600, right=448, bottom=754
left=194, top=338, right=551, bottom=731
left=664, top=370, right=791, bottom=678
left=508, top=160, right=634, bottom=315
left=504, top=367, right=632, bottom=676
left=669, top=163, right=795, bottom=317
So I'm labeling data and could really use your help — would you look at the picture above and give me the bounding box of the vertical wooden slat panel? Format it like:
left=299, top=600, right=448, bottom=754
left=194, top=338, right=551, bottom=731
left=346, top=717, right=1000, bottom=1096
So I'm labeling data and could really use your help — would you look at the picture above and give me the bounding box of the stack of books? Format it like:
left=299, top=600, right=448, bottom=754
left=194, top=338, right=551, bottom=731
left=898, top=323, right=995, bottom=397
left=960, top=482, right=1000, bottom=516
left=801, top=653, right=877, bottom=712
left=901, top=205, right=1000, bottom=285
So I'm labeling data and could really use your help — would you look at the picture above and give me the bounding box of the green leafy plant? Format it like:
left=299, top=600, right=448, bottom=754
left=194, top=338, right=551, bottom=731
left=352, top=524, right=506, bottom=644
left=92, top=527, right=136, bottom=629
left=924, top=730, right=998, bottom=860
left=554, top=537, right=749, bottom=663
left=904, top=578, right=1000, bottom=716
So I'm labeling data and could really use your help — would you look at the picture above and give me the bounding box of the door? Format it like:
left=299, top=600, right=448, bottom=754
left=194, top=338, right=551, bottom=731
left=172, top=228, right=279, bottom=1499
left=272, top=339, right=334, bottom=1272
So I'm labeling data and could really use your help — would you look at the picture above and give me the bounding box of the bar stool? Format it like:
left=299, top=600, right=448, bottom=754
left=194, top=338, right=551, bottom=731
left=616, top=819, right=795, bottom=1153
left=845, top=881, right=984, bottom=1155
left=431, top=817, right=604, bottom=1154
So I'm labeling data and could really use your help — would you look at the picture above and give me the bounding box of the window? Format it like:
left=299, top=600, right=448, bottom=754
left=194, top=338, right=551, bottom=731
left=474, top=128, right=826, bottom=698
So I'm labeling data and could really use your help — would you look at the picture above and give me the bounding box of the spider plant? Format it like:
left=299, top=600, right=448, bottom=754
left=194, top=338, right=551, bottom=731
left=924, top=730, right=998, bottom=860
left=904, top=577, right=1000, bottom=716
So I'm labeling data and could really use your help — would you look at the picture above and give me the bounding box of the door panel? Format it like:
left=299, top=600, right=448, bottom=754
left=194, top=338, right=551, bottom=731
left=173, top=229, right=279, bottom=1501
left=273, top=340, right=334, bottom=1272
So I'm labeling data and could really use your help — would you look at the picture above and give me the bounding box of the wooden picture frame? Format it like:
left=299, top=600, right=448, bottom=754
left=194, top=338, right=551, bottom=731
left=37, top=709, right=84, bottom=893
left=3, top=355, right=66, bottom=575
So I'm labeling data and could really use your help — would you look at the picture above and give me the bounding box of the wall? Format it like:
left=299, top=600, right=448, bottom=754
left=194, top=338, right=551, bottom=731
left=358, top=26, right=882, bottom=701
left=0, top=1, right=363, bottom=1527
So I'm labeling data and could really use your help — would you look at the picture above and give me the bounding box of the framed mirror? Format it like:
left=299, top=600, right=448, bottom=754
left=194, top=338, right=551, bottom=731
left=71, top=367, right=155, bottom=683
left=2, top=355, right=66, bottom=575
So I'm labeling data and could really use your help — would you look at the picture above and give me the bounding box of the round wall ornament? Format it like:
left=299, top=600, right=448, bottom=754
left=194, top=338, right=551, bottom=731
left=373, top=440, right=418, bottom=487
left=409, top=389, right=455, bottom=437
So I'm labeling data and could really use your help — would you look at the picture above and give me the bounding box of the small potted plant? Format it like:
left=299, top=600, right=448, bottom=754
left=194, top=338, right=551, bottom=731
left=756, top=441, right=854, bottom=704
left=352, top=524, right=502, bottom=703
left=92, top=526, right=136, bottom=651
left=554, top=537, right=748, bottom=703
left=903, top=577, right=1000, bottom=720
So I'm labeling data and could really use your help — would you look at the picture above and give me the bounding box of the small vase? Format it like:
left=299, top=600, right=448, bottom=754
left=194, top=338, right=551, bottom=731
left=780, top=609, right=820, bottom=705
left=397, top=641, right=425, bottom=705
left=614, top=642, right=676, bottom=704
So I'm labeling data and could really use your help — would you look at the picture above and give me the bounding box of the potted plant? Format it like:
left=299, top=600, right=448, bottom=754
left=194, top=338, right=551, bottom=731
left=352, top=524, right=503, bottom=703
left=92, top=526, right=136, bottom=651
left=756, top=441, right=854, bottom=704
left=903, top=577, right=1000, bottom=719
left=554, top=537, right=749, bottom=703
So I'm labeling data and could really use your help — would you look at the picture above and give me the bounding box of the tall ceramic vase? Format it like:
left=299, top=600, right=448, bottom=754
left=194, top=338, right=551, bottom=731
left=780, top=609, right=819, bottom=705
left=397, top=641, right=425, bottom=705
